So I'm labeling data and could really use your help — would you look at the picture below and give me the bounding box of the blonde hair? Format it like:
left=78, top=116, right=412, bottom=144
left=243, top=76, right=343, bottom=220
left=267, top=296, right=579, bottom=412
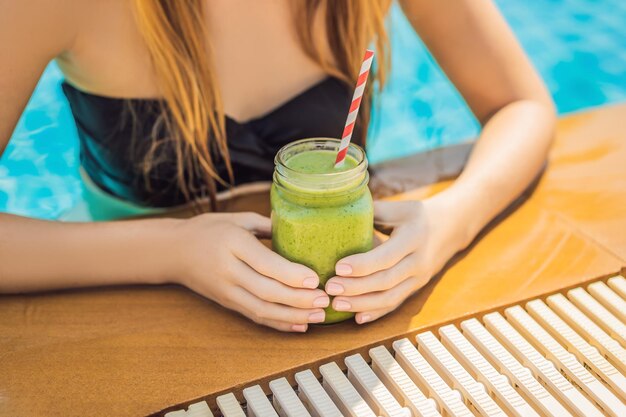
left=132, top=0, right=390, bottom=209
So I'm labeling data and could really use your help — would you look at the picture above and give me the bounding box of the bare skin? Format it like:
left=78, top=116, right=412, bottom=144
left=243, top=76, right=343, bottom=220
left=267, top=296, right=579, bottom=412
left=0, top=0, right=556, bottom=331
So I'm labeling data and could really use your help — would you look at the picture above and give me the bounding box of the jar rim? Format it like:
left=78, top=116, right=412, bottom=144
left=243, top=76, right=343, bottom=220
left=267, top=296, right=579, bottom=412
left=274, top=138, right=367, bottom=179
left=273, top=138, right=369, bottom=198
left=272, top=170, right=370, bottom=200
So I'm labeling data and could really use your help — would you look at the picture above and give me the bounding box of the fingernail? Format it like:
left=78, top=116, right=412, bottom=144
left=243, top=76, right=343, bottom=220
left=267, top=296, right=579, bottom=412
left=357, top=314, right=371, bottom=324
left=291, top=324, right=307, bottom=332
left=326, top=282, right=344, bottom=296
left=335, top=264, right=352, bottom=276
left=334, top=300, right=351, bottom=311
left=313, top=296, right=330, bottom=308
left=308, top=311, right=325, bottom=323
left=302, top=277, right=319, bottom=289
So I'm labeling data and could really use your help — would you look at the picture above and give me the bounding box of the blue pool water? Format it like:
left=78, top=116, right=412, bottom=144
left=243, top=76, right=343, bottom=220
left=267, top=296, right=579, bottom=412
left=1, top=0, right=625, bottom=219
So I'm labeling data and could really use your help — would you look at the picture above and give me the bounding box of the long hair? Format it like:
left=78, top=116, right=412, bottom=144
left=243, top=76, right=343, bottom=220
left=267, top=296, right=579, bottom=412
left=132, top=0, right=390, bottom=210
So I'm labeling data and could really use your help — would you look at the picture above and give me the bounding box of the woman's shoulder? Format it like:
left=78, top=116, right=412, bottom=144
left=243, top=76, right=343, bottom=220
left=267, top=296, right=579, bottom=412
left=0, top=0, right=128, bottom=55
left=1, top=0, right=74, bottom=53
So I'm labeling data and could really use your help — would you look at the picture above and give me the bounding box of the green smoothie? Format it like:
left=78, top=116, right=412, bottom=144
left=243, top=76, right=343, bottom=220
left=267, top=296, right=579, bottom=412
left=271, top=141, right=373, bottom=324
left=285, top=150, right=358, bottom=174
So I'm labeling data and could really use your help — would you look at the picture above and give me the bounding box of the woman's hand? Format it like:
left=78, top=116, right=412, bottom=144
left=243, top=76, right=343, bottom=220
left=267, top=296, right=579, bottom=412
left=172, top=212, right=329, bottom=332
left=325, top=198, right=469, bottom=324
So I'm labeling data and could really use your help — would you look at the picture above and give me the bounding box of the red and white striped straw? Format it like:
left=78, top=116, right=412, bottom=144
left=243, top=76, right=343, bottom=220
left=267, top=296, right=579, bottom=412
left=335, top=49, right=375, bottom=167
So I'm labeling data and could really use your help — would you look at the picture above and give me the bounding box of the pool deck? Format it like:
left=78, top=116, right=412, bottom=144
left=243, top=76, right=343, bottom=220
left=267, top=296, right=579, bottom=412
left=1, top=103, right=626, bottom=417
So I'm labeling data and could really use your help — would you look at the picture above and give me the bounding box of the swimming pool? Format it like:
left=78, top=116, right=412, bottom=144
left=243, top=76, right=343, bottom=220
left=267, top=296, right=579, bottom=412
left=1, top=0, right=625, bottom=219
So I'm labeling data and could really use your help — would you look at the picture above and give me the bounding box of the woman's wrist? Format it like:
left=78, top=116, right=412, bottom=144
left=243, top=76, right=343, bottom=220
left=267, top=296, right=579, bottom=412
left=140, top=217, right=187, bottom=285
left=424, top=183, right=486, bottom=252
left=91, top=217, right=186, bottom=287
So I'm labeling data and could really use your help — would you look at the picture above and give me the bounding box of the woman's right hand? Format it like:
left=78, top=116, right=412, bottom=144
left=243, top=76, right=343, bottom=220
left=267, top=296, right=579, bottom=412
left=171, top=212, right=329, bottom=332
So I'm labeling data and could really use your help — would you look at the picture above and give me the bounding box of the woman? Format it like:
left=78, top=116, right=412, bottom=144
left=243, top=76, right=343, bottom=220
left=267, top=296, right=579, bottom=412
left=0, top=0, right=555, bottom=332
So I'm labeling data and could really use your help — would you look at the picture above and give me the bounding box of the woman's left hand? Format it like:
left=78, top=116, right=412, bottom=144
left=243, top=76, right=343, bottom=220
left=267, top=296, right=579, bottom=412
left=325, top=198, right=469, bottom=324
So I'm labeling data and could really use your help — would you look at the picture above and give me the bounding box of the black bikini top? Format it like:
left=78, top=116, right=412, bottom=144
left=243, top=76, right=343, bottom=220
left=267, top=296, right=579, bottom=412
left=61, top=77, right=364, bottom=208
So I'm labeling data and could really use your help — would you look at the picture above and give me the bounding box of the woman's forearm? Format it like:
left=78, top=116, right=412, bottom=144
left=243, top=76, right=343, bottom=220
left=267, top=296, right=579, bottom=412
left=0, top=213, right=181, bottom=292
left=434, top=99, right=556, bottom=247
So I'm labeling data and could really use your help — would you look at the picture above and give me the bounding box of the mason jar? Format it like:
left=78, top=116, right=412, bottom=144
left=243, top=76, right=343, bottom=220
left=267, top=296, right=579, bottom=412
left=271, top=138, right=374, bottom=323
